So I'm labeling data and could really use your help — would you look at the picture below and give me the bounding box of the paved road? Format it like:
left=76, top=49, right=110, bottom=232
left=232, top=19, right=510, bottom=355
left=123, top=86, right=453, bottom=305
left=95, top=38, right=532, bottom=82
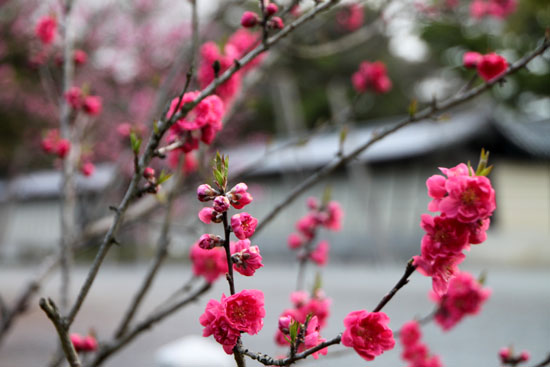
left=1, top=262, right=549, bottom=367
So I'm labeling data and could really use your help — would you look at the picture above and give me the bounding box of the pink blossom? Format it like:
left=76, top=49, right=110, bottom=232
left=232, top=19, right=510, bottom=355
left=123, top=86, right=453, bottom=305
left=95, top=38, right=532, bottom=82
left=213, top=195, right=230, bottom=213
left=420, top=214, right=470, bottom=256
left=413, top=251, right=465, bottom=296
left=477, top=53, right=508, bottom=81
left=65, top=87, right=83, bottom=110
left=352, top=61, right=392, bottom=94
left=322, top=201, right=343, bottom=231
left=468, top=218, right=490, bottom=244
left=200, top=298, right=240, bottom=354
left=310, top=240, right=330, bottom=266
left=302, top=296, right=331, bottom=329
left=231, top=212, right=258, bottom=240
left=197, top=184, right=217, bottom=202
left=167, top=91, right=224, bottom=131
left=198, top=42, right=242, bottom=105
left=227, top=29, right=265, bottom=72
left=300, top=316, right=328, bottom=359
left=232, top=239, right=264, bottom=276
left=336, top=4, right=364, bottom=32
left=439, top=175, right=496, bottom=223
left=81, top=162, right=95, bottom=177
left=83, top=96, right=103, bottom=116
left=56, top=139, right=71, bottom=159
left=198, top=207, right=220, bottom=224
left=342, top=310, right=395, bottom=361
left=288, top=233, right=304, bottom=249
left=228, top=182, right=253, bottom=209
left=296, top=214, right=318, bottom=240
left=431, top=271, right=491, bottom=330
left=463, top=51, right=483, bottom=68
left=70, top=333, right=97, bottom=353
left=198, top=234, right=224, bottom=250
left=499, top=347, right=511, bottom=362
left=241, top=11, right=259, bottom=28
left=73, top=49, right=88, bottom=66
left=143, top=167, right=155, bottom=179
left=400, top=320, right=421, bottom=347
left=190, top=243, right=228, bottom=283
left=35, top=16, right=57, bottom=45
left=224, top=289, right=265, bottom=335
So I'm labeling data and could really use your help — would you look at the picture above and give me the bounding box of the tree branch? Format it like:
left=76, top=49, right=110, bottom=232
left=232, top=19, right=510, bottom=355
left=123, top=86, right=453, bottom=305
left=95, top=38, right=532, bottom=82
left=39, top=298, right=81, bottom=367
left=255, top=35, right=550, bottom=234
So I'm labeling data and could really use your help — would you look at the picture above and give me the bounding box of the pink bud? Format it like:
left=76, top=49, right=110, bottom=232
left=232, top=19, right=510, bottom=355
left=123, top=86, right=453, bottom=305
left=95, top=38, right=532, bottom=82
left=35, top=15, right=57, bottom=45
left=213, top=195, right=230, bottom=213
left=198, top=207, right=217, bottom=224
left=81, top=336, right=98, bottom=352
left=197, top=184, right=217, bottom=202
left=73, top=49, right=88, bottom=65
left=64, top=87, right=83, bottom=110
left=287, top=233, right=303, bottom=249
left=56, top=139, right=71, bottom=159
left=83, top=95, right=102, bottom=116
left=198, top=234, right=224, bottom=250
left=519, top=351, right=530, bottom=362
left=241, top=11, right=259, bottom=28
left=278, top=315, right=292, bottom=334
left=269, top=16, right=284, bottom=29
left=81, top=162, right=95, bottom=177
left=70, top=333, right=84, bottom=352
left=143, top=167, right=155, bottom=179
left=498, top=347, right=510, bottom=362
left=477, top=53, right=508, bottom=81
left=463, top=51, right=482, bottom=68
left=266, top=3, right=278, bottom=16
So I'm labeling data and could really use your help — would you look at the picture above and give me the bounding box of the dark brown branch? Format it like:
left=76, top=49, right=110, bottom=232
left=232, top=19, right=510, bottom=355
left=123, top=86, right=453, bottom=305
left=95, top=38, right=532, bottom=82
left=532, top=353, right=550, bottom=367
left=39, top=298, right=81, bottom=367
left=373, top=259, right=416, bottom=312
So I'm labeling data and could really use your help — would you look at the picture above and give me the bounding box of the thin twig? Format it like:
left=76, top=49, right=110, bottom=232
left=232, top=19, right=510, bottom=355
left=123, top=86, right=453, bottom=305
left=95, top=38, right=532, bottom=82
left=373, top=259, right=416, bottom=312
left=532, top=353, right=550, bottom=367
left=255, top=35, right=550, bottom=234
left=39, top=298, right=82, bottom=367
left=86, top=282, right=211, bottom=367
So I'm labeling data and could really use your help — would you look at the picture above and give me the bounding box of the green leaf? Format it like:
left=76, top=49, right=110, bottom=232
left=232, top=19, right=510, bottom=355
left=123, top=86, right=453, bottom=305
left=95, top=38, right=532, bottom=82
left=158, top=170, right=173, bottom=185
left=289, top=321, right=299, bottom=343
left=408, top=99, right=417, bottom=117
left=130, top=132, right=142, bottom=155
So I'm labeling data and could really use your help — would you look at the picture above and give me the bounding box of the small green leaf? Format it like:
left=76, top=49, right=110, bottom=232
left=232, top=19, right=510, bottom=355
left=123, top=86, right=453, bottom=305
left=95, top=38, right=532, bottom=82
left=158, top=170, right=173, bottom=185
left=408, top=99, right=417, bottom=117
left=321, top=186, right=332, bottom=207
left=289, top=321, right=299, bottom=343
left=130, top=132, right=142, bottom=154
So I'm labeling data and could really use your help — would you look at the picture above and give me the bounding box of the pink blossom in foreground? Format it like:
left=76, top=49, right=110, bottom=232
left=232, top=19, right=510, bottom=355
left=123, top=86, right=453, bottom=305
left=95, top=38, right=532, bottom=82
left=310, top=240, right=330, bottom=266
left=352, top=61, right=392, bottom=94
left=477, top=53, right=508, bottom=81
left=198, top=207, right=219, bottom=224
left=463, top=51, right=483, bottom=68
left=190, top=243, right=228, bottom=283
left=431, top=271, right=491, bottom=331
left=414, top=251, right=465, bottom=296
left=213, top=195, right=230, bottom=213
left=231, top=212, right=258, bottom=240
left=224, top=289, right=265, bottom=334
left=35, top=15, right=57, bottom=45
left=227, top=182, right=253, bottom=209
left=439, top=175, right=496, bottom=223
left=299, top=316, right=328, bottom=359
left=200, top=298, right=240, bottom=354
left=83, top=96, right=103, bottom=116
left=420, top=214, right=470, bottom=256
left=232, top=239, right=264, bottom=276
left=342, top=310, right=395, bottom=361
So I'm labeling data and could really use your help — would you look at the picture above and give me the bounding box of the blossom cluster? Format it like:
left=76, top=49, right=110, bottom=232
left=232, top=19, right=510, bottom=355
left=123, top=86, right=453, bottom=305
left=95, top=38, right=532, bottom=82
left=499, top=347, right=530, bottom=365
left=275, top=290, right=331, bottom=347
left=41, top=129, right=71, bottom=159
left=413, top=163, right=496, bottom=295
left=431, top=271, right=491, bottom=331
left=65, top=87, right=103, bottom=116
left=352, top=61, right=392, bottom=94
left=463, top=52, right=508, bottom=81
left=342, top=310, right=395, bottom=361
left=200, top=289, right=265, bottom=354
left=240, top=2, right=284, bottom=31
left=198, top=29, right=266, bottom=107
left=287, top=197, right=343, bottom=266
left=336, top=3, right=364, bottom=32
left=400, top=320, right=443, bottom=367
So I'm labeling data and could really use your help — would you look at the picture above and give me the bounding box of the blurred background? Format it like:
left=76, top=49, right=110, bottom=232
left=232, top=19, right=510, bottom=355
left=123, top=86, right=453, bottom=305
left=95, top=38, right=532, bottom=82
left=0, top=0, right=549, bottom=366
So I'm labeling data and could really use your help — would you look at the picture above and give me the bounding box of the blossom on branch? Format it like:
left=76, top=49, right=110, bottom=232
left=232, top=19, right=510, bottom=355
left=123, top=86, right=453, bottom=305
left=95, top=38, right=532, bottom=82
left=352, top=61, right=392, bottom=94
left=342, top=310, right=395, bottom=361
left=190, top=243, right=228, bottom=283
left=35, top=15, right=57, bottom=45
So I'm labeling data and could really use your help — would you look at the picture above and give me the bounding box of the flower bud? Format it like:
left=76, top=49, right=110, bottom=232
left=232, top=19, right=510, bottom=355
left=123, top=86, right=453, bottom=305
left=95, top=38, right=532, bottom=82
left=73, top=49, right=88, bottom=66
left=56, top=139, right=71, bottom=159
left=197, top=184, right=217, bottom=202
left=199, top=207, right=221, bottom=224
left=463, top=51, right=482, bottom=68
left=278, top=315, right=293, bottom=334
left=519, top=351, right=530, bottom=362
left=198, top=234, right=224, bottom=250
left=266, top=3, right=278, bottom=16
left=81, top=336, right=98, bottom=352
left=143, top=167, right=155, bottom=179
left=81, top=162, right=95, bottom=177
left=241, top=11, right=259, bottom=28
left=499, top=347, right=510, bottom=362
left=213, top=195, right=230, bottom=213
left=268, top=16, right=284, bottom=29
left=83, top=95, right=102, bottom=116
